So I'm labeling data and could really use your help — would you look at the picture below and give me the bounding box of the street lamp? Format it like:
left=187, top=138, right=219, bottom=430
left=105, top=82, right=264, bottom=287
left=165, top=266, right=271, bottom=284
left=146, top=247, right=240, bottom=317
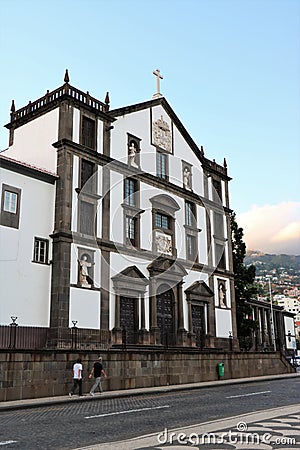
left=268, top=278, right=276, bottom=351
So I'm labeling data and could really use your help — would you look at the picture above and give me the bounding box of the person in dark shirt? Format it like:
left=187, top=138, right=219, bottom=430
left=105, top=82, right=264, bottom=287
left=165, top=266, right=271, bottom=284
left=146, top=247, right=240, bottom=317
left=89, top=356, right=107, bottom=396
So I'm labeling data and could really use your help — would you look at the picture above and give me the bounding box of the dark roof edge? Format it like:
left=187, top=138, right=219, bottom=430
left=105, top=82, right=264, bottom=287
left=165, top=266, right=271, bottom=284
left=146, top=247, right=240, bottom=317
left=109, top=97, right=230, bottom=180
left=0, top=155, right=58, bottom=184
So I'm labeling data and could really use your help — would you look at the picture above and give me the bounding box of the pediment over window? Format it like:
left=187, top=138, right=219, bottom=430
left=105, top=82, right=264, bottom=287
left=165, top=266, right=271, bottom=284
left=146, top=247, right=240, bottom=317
left=112, top=265, right=148, bottom=293
left=147, top=256, right=187, bottom=279
left=150, top=194, right=180, bottom=216
left=185, top=280, right=214, bottom=300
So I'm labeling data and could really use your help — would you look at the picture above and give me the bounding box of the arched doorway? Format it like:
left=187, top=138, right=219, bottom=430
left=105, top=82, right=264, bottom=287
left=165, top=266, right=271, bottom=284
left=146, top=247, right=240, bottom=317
left=156, top=284, right=175, bottom=346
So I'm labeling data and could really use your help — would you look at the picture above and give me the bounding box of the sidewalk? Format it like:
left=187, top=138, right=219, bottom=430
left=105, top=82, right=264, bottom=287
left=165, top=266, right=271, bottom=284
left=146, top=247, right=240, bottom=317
left=1, top=372, right=299, bottom=412
left=76, top=403, right=300, bottom=450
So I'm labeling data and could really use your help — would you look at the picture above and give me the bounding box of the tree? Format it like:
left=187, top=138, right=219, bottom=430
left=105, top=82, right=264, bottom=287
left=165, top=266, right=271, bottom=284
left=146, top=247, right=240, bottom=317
left=230, top=211, right=258, bottom=350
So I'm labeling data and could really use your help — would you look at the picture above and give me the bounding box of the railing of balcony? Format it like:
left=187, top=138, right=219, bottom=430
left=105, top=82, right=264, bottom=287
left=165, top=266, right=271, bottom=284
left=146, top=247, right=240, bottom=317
left=10, top=84, right=107, bottom=124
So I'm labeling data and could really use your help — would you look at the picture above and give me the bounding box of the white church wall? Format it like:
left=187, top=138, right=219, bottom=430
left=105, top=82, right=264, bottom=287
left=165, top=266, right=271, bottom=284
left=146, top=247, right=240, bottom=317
left=111, top=109, right=152, bottom=168
left=139, top=182, right=153, bottom=252
left=0, top=169, right=55, bottom=326
left=69, top=287, right=100, bottom=329
left=73, top=108, right=80, bottom=144
left=110, top=170, right=124, bottom=244
left=97, top=119, right=103, bottom=153
left=197, top=205, right=208, bottom=265
left=173, top=128, right=204, bottom=196
left=175, top=197, right=185, bottom=260
left=4, top=109, right=59, bottom=173
left=215, top=309, right=233, bottom=338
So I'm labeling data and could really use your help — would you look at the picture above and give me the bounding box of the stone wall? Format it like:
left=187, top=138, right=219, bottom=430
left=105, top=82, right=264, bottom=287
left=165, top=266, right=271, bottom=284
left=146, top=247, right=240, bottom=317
left=0, top=349, right=294, bottom=402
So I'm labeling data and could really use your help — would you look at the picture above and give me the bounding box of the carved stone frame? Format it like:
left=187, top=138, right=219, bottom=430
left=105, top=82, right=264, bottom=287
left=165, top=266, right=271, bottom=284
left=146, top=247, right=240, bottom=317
left=111, top=266, right=149, bottom=345
left=185, top=280, right=214, bottom=348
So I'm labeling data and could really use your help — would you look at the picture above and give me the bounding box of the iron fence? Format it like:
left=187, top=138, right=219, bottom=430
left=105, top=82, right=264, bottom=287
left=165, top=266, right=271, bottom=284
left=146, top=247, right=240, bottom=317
left=0, top=325, right=111, bottom=351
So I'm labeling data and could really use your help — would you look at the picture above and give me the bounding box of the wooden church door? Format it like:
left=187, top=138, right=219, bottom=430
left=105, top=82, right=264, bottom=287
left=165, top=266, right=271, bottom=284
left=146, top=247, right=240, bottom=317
left=156, top=286, right=175, bottom=345
left=120, top=296, right=137, bottom=344
left=191, top=304, right=205, bottom=348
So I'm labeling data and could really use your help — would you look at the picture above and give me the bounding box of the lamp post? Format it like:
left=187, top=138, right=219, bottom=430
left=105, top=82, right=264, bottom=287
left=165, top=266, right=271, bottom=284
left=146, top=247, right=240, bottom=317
left=9, top=316, right=18, bottom=349
left=71, top=320, right=78, bottom=349
left=268, top=278, right=276, bottom=351
left=229, top=330, right=233, bottom=352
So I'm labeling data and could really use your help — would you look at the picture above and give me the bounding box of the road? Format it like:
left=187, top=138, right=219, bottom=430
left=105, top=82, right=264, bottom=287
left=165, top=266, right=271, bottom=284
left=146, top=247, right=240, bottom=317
left=1, top=378, right=299, bottom=449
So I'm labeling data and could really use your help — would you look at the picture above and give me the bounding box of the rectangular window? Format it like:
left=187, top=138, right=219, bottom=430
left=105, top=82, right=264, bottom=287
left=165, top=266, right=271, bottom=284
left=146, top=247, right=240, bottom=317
left=82, top=116, right=96, bottom=150
left=81, top=159, right=95, bottom=190
left=186, top=234, right=197, bottom=260
left=216, top=243, right=226, bottom=269
left=213, top=179, right=222, bottom=203
left=1, top=184, right=21, bottom=229
left=157, top=152, right=167, bottom=179
left=214, top=212, right=224, bottom=239
left=79, top=201, right=94, bottom=235
left=4, top=191, right=18, bottom=213
left=33, top=238, right=49, bottom=264
left=124, top=178, right=136, bottom=206
left=185, top=201, right=196, bottom=227
left=125, top=216, right=136, bottom=245
left=155, top=212, right=170, bottom=229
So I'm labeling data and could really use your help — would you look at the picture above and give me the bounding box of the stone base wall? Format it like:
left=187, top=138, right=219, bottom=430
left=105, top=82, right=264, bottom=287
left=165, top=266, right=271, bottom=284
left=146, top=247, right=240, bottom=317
left=0, top=349, right=294, bottom=402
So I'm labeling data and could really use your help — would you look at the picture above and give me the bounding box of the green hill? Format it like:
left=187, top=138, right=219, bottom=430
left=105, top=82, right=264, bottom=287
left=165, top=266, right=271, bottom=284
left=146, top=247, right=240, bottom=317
left=245, top=251, right=300, bottom=272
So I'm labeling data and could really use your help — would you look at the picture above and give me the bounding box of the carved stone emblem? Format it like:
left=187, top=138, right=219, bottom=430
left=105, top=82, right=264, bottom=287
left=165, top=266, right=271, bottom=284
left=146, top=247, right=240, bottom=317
left=155, top=231, right=172, bottom=255
left=152, top=115, right=172, bottom=153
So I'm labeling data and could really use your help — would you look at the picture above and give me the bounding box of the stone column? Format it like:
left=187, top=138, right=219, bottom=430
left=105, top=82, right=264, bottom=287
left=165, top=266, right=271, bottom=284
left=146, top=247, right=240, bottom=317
left=112, top=293, right=122, bottom=344
left=187, top=299, right=196, bottom=347
left=177, top=282, right=187, bottom=346
left=149, top=278, right=159, bottom=344
left=139, top=293, right=150, bottom=344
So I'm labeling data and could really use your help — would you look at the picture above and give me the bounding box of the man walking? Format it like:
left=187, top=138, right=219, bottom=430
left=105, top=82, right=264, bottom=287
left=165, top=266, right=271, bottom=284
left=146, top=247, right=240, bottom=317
left=69, top=358, right=83, bottom=397
left=89, top=356, right=107, bottom=396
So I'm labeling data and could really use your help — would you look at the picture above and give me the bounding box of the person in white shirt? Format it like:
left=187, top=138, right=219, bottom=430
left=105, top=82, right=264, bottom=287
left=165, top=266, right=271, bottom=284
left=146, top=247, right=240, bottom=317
left=69, top=358, right=83, bottom=396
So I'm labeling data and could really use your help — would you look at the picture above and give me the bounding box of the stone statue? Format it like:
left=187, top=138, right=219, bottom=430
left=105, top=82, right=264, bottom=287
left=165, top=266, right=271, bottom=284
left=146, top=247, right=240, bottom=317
left=218, top=283, right=226, bottom=308
left=79, top=255, right=93, bottom=287
left=183, top=167, right=192, bottom=190
left=128, top=142, right=138, bottom=168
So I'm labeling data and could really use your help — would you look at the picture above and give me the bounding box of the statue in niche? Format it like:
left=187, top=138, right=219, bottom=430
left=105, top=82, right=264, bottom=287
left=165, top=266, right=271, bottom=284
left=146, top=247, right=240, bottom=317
left=79, top=255, right=94, bottom=288
left=183, top=167, right=192, bottom=190
left=128, top=141, right=138, bottom=168
left=218, top=282, right=227, bottom=308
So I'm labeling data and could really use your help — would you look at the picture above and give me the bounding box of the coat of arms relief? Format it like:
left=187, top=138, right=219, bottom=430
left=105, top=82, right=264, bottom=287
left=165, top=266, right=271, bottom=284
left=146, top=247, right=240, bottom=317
left=152, top=115, right=172, bottom=153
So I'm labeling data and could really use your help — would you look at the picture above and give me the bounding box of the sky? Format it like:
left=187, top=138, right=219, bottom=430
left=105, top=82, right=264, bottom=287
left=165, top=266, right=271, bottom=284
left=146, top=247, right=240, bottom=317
left=0, top=0, right=299, bottom=255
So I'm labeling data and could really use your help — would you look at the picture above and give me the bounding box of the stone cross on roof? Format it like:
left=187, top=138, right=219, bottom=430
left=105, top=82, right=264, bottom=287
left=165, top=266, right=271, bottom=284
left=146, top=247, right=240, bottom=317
left=152, top=68, right=163, bottom=99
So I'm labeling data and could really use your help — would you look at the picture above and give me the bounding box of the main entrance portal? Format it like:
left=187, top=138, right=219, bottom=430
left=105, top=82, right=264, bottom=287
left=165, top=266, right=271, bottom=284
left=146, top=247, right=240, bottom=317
left=120, top=296, right=136, bottom=344
left=191, top=304, right=205, bottom=348
left=156, top=284, right=175, bottom=345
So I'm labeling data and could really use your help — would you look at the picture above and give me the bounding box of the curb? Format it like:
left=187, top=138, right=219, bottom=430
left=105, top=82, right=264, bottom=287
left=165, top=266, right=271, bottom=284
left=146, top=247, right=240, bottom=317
left=1, top=372, right=299, bottom=412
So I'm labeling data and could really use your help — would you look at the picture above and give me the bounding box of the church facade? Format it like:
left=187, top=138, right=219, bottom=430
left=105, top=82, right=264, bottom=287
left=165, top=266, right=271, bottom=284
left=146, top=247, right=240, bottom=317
left=0, top=71, right=237, bottom=350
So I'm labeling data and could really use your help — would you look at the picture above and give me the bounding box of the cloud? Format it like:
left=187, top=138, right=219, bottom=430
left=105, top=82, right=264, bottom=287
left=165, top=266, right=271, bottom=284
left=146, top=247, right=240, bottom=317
left=237, top=202, right=300, bottom=255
